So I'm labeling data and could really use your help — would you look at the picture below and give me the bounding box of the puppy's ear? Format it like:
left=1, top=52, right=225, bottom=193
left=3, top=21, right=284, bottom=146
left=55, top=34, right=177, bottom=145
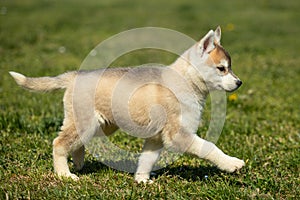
left=198, top=30, right=215, bottom=55
left=214, top=26, right=221, bottom=45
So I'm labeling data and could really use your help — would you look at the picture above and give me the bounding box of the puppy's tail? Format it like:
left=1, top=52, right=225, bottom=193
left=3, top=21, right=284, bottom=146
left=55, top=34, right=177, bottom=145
left=9, top=71, right=76, bottom=92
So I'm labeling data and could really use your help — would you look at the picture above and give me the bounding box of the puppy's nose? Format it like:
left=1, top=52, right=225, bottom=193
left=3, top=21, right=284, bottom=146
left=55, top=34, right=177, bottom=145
left=236, top=80, right=242, bottom=87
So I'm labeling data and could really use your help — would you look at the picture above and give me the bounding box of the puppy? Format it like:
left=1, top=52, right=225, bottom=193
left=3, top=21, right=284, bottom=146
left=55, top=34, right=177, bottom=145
left=10, top=26, right=245, bottom=183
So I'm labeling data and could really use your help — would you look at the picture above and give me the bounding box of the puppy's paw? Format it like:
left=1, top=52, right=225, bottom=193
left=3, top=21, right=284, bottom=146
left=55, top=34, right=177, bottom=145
left=218, top=156, right=245, bottom=173
left=205, top=148, right=245, bottom=173
left=134, top=173, right=153, bottom=184
left=69, top=173, right=80, bottom=181
left=58, top=172, right=79, bottom=181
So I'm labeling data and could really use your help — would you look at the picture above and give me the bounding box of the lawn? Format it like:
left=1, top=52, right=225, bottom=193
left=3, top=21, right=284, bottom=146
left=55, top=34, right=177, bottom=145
left=0, top=0, right=299, bottom=199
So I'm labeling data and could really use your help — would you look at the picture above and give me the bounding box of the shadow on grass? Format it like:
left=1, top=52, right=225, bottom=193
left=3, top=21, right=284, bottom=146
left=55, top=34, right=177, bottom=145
left=78, top=159, right=227, bottom=182
left=78, top=159, right=139, bottom=175
left=77, top=160, right=111, bottom=175
left=155, top=165, right=223, bottom=182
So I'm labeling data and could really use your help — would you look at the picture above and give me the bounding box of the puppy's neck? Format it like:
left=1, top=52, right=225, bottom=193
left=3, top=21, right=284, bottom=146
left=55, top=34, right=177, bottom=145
left=169, top=50, right=209, bottom=101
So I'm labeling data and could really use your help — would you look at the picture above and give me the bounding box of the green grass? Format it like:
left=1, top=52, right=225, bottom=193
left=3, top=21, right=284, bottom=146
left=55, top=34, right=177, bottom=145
left=1, top=0, right=299, bottom=199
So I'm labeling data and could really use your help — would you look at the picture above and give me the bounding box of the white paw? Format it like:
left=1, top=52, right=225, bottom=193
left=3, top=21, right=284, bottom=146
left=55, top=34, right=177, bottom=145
left=58, top=172, right=79, bottom=181
left=218, top=156, right=245, bottom=173
left=134, top=173, right=153, bottom=184
left=69, top=173, right=80, bottom=181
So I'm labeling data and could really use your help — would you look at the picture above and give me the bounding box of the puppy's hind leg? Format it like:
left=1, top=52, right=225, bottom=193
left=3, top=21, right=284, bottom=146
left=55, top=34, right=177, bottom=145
left=53, top=125, right=83, bottom=180
left=135, top=135, right=163, bottom=183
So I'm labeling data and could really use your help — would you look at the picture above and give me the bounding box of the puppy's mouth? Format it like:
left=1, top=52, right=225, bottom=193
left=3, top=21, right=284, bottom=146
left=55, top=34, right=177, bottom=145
left=225, top=80, right=242, bottom=92
left=225, top=87, right=239, bottom=92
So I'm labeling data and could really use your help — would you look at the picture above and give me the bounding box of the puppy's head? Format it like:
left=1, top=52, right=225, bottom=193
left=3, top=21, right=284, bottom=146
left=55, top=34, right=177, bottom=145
left=209, top=42, right=242, bottom=92
left=191, top=26, right=242, bottom=92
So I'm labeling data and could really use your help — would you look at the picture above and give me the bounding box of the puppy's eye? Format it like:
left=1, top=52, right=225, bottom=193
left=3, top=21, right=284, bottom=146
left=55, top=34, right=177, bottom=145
left=217, top=66, right=226, bottom=72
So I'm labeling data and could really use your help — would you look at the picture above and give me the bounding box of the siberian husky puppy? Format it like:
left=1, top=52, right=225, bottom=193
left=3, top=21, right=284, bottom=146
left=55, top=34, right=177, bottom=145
left=10, top=26, right=244, bottom=183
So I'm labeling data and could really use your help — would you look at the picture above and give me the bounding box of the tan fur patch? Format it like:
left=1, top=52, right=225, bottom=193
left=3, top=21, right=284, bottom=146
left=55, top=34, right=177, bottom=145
left=209, top=45, right=231, bottom=66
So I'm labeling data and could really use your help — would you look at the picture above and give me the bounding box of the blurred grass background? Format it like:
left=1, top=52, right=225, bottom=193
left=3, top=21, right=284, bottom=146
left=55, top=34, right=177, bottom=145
left=0, top=0, right=299, bottom=199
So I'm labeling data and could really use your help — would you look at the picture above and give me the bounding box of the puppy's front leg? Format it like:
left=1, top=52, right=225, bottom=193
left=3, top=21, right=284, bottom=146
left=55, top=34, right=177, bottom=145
left=187, top=136, right=245, bottom=172
left=135, top=137, right=163, bottom=183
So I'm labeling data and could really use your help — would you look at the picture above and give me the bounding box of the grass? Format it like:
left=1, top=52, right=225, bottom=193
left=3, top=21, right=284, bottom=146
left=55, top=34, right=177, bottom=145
left=1, top=0, right=299, bottom=199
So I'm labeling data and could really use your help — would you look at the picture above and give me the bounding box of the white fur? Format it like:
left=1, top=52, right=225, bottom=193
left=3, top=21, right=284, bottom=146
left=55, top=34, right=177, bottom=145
left=220, top=59, right=229, bottom=67
left=221, top=73, right=240, bottom=92
left=9, top=71, right=26, bottom=85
